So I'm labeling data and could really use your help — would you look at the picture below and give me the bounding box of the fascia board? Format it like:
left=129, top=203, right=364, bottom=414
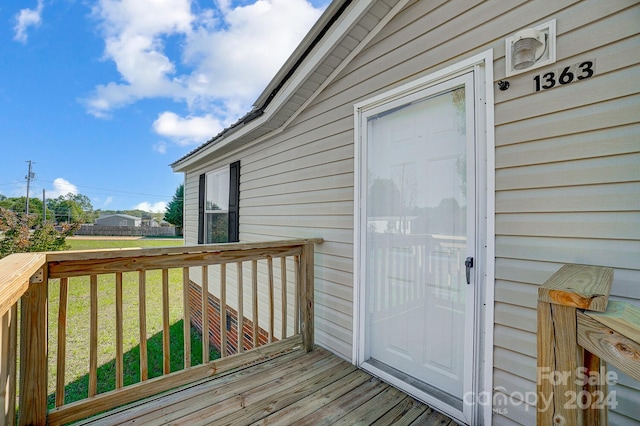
left=281, top=0, right=412, bottom=130
left=253, top=0, right=352, bottom=107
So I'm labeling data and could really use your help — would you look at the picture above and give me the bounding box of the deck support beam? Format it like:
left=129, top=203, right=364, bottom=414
left=301, top=242, right=315, bottom=352
left=19, top=266, right=49, bottom=426
left=537, top=264, right=613, bottom=426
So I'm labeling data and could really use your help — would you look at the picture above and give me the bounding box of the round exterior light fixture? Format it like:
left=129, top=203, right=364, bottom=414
left=505, top=19, right=556, bottom=77
left=512, top=28, right=546, bottom=70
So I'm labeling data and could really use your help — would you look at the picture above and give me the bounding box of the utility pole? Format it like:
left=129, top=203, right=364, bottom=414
left=25, top=160, right=35, bottom=216
left=43, top=189, right=46, bottom=224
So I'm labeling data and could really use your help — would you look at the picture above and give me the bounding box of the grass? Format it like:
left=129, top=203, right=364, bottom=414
left=46, top=237, right=219, bottom=409
left=63, top=237, right=182, bottom=251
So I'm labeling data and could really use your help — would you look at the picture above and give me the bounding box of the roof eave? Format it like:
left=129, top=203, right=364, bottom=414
left=171, top=0, right=404, bottom=173
left=169, top=0, right=354, bottom=173
left=252, top=0, right=353, bottom=107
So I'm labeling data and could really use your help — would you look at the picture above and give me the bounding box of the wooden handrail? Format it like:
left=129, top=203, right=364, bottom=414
left=0, top=239, right=321, bottom=426
left=577, top=302, right=640, bottom=383
left=537, top=264, right=640, bottom=426
left=44, top=238, right=323, bottom=262
left=0, top=253, right=46, bottom=317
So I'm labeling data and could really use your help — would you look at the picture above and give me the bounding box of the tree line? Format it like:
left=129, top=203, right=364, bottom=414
left=0, top=185, right=183, bottom=258
left=0, top=193, right=170, bottom=224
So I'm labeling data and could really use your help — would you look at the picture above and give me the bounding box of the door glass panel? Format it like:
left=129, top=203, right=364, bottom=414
left=364, top=85, right=470, bottom=402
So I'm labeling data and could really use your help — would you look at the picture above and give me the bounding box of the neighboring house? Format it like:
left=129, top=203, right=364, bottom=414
left=142, top=218, right=161, bottom=227
left=95, top=214, right=141, bottom=227
left=171, top=1, right=639, bottom=425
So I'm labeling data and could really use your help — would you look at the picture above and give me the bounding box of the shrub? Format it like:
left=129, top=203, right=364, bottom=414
left=0, top=207, right=79, bottom=258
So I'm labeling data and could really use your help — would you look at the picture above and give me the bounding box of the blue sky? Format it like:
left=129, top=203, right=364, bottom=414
left=0, top=0, right=327, bottom=212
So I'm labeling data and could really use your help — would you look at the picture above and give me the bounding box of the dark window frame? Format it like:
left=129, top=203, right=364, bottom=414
left=198, top=161, right=240, bottom=244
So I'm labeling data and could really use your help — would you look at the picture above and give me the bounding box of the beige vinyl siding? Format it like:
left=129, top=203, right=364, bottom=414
left=179, top=0, right=639, bottom=423
left=491, top=0, right=640, bottom=423
left=183, top=172, right=200, bottom=245
left=609, top=366, right=640, bottom=423
left=218, top=104, right=358, bottom=359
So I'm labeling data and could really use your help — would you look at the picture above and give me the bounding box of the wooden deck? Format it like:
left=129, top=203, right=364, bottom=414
left=77, top=347, right=460, bottom=425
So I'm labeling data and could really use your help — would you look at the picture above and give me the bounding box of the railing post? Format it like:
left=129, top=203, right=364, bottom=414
left=18, top=266, right=48, bottom=425
left=537, top=264, right=613, bottom=426
left=1, top=305, right=18, bottom=426
left=301, top=242, right=315, bottom=352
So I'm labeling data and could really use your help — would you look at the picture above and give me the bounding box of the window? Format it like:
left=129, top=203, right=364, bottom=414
left=205, top=167, right=229, bottom=243
left=198, top=161, right=240, bottom=244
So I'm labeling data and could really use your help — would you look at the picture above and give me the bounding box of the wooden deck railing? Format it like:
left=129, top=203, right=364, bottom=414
left=0, top=239, right=320, bottom=426
left=537, top=264, right=640, bottom=426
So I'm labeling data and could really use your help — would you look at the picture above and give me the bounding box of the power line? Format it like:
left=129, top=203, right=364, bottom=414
left=34, top=179, right=172, bottom=199
left=0, top=179, right=171, bottom=200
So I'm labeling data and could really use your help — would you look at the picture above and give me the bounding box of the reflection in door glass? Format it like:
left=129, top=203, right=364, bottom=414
left=365, top=86, right=470, bottom=401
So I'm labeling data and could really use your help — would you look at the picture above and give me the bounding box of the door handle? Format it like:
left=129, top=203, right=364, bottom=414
left=465, top=257, right=474, bottom=285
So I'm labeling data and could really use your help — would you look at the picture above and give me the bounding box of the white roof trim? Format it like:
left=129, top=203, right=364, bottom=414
left=281, top=0, right=413, bottom=130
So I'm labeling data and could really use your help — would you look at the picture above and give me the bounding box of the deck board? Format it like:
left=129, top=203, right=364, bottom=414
left=78, top=347, right=460, bottom=425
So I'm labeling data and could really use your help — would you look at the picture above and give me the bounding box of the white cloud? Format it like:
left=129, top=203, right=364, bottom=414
left=153, top=141, right=168, bottom=154
left=13, top=0, right=44, bottom=43
left=85, top=0, right=192, bottom=116
left=86, top=0, right=323, bottom=144
left=135, top=201, right=167, bottom=213
left=103, top=196, right=114, bottom=207
left=49, top=178, right=79, bottom=198
left=153, top=112, right=223, bottom=145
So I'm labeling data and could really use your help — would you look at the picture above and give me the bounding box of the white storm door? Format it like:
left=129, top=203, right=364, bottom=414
left=359, top=72, right=476, bottom=422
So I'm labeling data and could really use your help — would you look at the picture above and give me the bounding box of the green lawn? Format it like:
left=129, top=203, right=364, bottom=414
left=46, top=237, right=219, bottom=408
left=64, top=237, right=184, bottom=251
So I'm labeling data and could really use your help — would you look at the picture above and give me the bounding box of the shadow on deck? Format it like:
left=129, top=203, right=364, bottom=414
left=77, top=347, right=460, bottom=425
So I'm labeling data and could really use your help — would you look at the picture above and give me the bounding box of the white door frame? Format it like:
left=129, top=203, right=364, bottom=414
left=353, top=50, right=495, bottom=426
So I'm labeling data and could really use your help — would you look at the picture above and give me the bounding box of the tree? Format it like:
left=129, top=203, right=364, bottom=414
left=47, top=193, right=94, bottom=224
left=0, top=196, right=46, bottom=218
left=0, top=207, right=78, bottom=258
left=164, top=184, right=183, bottom=233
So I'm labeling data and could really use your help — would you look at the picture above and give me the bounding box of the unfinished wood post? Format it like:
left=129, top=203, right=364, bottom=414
left=252, top=260, right=258, bottom=349
left=89, top=275, right=99, bottom=397
left=138, top=271, right=148, bottom=381
left=182, top=268, right=191, bottom=368
left=537, top=301, right=582, bottom=426
left=236, top=262, right=244, bottom=353
left=1, top=304, right=17, bottom=426
left=300, top=243, right=314, bottom=352
left=18, top=266, right=48, bottom=426
left=201, top=266, right=209, bottom=363
left=162, top=269, right=171, bottom=374
left=582, top=350, right=607, bottom=426
left=220, top=264, right=227, bottom=357
left=115, top=273, right=124, bottom=388
left=537, top=264, right=613, bottom=426
left=267, top=257, right=274, bottom=344
left=55, top=278, right=69, bottom=406
left=281, top=257, right=287, bottom=339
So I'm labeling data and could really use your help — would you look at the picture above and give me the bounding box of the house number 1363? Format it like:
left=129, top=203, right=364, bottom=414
left=533, top=60, right=595, bottom=92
